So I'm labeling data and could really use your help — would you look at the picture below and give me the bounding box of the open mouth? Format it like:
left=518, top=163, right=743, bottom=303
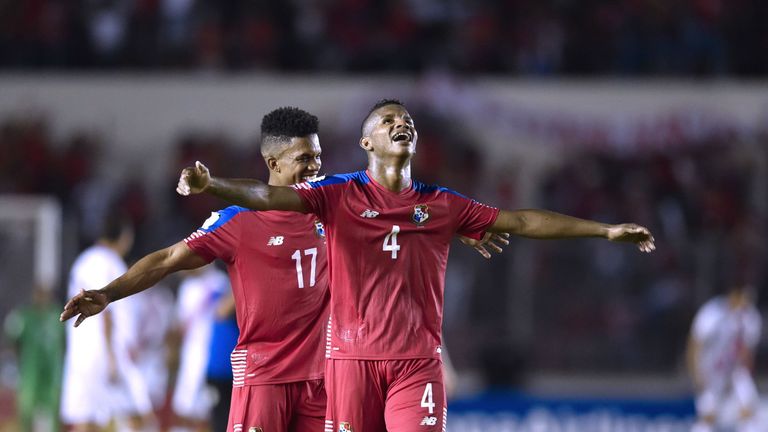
left=391, top=132, right=412, bottom=142
left=302, top=173, right=319, bottom=181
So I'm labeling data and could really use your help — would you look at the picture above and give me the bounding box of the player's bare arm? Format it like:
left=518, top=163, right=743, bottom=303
left=177, top=161, right=306, bottom=212
left=489, top=209, right=655, bottom=253
left=60, top=242, right=207, bottom=327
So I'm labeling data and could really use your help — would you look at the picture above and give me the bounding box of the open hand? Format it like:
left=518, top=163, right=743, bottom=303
left=60, top=289, right=110, bottom=327
left=176, top=161, right=211, bottom=196
left=460, top=232, right=511, bottom=259
left=606, top=224, right=655, bottom=253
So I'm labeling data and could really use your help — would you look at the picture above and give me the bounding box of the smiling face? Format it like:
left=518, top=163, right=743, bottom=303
left=360, top=104, right=418, bottom=160
left=266, top=134, right=322, bottom=186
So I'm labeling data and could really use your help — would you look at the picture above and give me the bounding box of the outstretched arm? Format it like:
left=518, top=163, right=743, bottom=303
left=176, top=161, right=306, bottom=212
left=488, top=209, right=655, bottom=252
left=60, top=241, right=208, bottom=326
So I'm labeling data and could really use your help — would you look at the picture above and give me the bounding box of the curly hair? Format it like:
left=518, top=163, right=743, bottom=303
left=360, top=98, right=406, bottom=136
left=260, top=107, right=319, bottom=158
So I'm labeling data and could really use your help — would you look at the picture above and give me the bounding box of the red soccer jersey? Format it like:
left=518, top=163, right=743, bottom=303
left=293, top=171, right=499, bottom=360
left=184, top=206, right=329, bottom=385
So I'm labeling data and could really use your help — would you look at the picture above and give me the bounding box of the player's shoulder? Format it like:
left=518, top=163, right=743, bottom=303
left=697, top=297, right=727, bottom=319
left=75, top=245, right=118, bottom=268
left=198, top=206, right=251, bottom=232
left=412, top=179, right=471, bottom=200
left=294, top=171, right=369, bottom=190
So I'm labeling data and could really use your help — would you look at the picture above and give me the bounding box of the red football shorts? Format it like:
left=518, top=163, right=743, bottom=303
left=324, top=358, right=446, bottom=432
left=227, top=379, right=326, bottom=432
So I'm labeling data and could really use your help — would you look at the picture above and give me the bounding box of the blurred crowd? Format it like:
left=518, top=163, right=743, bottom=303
left=0, top=0, right=766, bottom=75
left=530, top=142, right=768, bottom=373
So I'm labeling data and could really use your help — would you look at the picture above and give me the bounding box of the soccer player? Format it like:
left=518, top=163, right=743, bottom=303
left=687, top=284, right=762, bottom=432
left=4, top=287, right=64, bottom=432
left=61, top=107, right=506, bottom=432
left=176, top=99, right=656, bottom=432
left=60, top=214, right=137, bottom=432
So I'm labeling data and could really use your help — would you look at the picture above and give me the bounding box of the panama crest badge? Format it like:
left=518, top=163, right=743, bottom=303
left=314, top=220, right=326, bottom=238
left=248, top=427, right=263, bottom=432
left=338, top=422, right=353, bottom=432
left=412, top=204, right=430, bottom=226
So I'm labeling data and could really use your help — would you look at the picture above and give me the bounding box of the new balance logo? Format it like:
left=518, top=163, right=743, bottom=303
left=360, top=209, right=380, bottom=218
left=420, top=416, right=437, bottom=426
left=267, top=236, right=284, bottom=246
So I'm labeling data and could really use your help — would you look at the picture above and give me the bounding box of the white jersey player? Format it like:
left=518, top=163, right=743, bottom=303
left=687, top=285, right=763, bottom=432
left=61, top=218, right=135, bottom=432
left=171, top=264, right=230, bottom=431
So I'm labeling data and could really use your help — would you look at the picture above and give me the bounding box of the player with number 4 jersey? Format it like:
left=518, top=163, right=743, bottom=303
left=297, top=170, right=497, bottom=431
left=294, top=170, right=497, bottom=360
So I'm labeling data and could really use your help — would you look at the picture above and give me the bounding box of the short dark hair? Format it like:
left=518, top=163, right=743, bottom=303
left=360, top=99, right=406, bottom=136
left=260, top=107, right=319, bottom=158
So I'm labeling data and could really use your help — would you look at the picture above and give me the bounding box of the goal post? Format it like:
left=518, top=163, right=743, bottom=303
left=0, top=195, right=62, bottom=334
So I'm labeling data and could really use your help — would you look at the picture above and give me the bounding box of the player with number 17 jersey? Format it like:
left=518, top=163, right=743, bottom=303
left=185, top=206, right=329, bottom=383
left=293, top=170, right=498, bottom=360
left=184, top=206, right=329, bottom=430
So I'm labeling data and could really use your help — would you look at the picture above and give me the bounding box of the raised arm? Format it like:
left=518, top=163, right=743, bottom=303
left=488, top=209, right=655, bottom=252
left=60, top=242, right=208, bottom=326
left=176, top=161, right=306, bottom=212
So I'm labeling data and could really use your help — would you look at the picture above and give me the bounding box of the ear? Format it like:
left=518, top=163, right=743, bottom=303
left=267, top=156, right=280, bottom=173
left=359, top=136, right=373, bottom=152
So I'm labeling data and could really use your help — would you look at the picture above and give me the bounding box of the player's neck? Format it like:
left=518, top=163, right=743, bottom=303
left=267, top=175, right=288, bottom=187
left=367, top=159, right=411, bottom=192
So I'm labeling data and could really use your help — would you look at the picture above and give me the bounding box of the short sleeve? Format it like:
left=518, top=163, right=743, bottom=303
left=184, top=206, right=244, bottom=264
left=451, top=195, right=500, bottom=240
left=292, top=176, right=346, bottom=223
